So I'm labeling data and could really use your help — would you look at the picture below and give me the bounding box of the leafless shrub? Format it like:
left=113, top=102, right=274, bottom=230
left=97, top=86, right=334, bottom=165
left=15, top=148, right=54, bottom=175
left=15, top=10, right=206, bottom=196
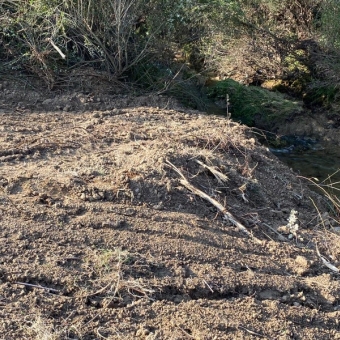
left=0, top=0, right=153, bottom=87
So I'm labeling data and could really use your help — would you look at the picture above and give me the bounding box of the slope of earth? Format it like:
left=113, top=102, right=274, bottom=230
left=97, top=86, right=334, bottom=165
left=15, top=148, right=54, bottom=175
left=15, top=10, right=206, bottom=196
left=0, top=79, right=340, bottom=339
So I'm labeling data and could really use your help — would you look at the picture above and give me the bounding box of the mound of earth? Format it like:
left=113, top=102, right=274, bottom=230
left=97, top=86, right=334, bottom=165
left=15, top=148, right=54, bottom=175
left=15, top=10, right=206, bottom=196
left=0, top=78, right=339, bottom=339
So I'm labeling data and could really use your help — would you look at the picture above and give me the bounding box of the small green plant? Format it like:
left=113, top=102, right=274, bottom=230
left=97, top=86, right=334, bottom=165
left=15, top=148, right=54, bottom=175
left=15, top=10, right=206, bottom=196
left=319, top=0, right=340, bottom=51
left=285, top=50, right=310, bottom=74
left=304, top=83, right=339, bottom=107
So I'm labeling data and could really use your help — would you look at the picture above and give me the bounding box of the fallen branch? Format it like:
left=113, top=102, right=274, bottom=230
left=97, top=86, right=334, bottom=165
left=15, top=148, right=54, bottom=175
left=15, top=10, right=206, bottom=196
left=15, top=282, right=60, bottom=293
left=177, top=325, right=196, bottom=339
left=166, top=160, right=260, bottom=242
left=181, top=179, right=251, bottom=235
left=203, top=279, right=214, bottom=293
left=195, top=159, right=228, bottom=184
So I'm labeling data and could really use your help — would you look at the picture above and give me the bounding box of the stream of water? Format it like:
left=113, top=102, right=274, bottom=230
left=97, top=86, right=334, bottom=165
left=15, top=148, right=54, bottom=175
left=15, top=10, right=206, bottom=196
left=205, top=94, right=340, bottom=199
left=205, top=102, right=340, bottom=190
left=272, top=144, right=340, bottom=190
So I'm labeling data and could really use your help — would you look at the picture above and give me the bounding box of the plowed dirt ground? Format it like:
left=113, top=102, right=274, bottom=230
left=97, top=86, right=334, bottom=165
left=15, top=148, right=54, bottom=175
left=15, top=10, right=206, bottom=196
left=0, top=77, right=339, bottom=339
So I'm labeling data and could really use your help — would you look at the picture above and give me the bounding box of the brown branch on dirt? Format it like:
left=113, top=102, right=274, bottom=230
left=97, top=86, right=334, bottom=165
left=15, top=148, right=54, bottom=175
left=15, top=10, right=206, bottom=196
left=8, top=126, right=95, bottom=154
left=166, top=160, right=260, bottom=242
left=195, top=159, right=229, bottom=184
left=96, top=327, right=111, bottom=339
left=85, top=282, right=113, bottom=298
left=0, top=142, right=79, bottom=159
left=14, top=282, right=60, bottom=294
left=238, top=325, right=268, bottom=339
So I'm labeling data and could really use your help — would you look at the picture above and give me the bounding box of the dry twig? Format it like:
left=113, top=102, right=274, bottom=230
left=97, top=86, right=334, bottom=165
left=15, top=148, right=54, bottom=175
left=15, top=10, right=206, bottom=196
left=14, top=282, right=60, bottom=293
left=238, top=325, right=268, bottom=338
left=177, top=325, right=196, bottom=339
left=261, top=222, right=289, bottom=242
left=203, top=279, right=214, bottom=293
left=315, top=243, right=339, bottom=273
left=166, top=160, right=260, bottom=242
left=48, top=38, right=66, bottom=59
left=195, top=159, right=229, bottom=184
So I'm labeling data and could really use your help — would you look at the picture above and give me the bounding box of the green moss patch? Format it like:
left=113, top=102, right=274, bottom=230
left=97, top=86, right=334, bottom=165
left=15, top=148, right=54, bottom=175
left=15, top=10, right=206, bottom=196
left=207, top=79, right=303, bottom=128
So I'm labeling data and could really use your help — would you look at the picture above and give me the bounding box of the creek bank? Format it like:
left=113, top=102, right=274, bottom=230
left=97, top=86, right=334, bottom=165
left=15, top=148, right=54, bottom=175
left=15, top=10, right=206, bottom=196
left=276, top=110, right=340, bottom=146
left=205, top=78, right=340, bottom=142
left=256, top=116, right=340, bottom=186
left=205, top=79, right=340, bottom=185
left=257, top=111, right=340, bottom=185
left=274, top=146, right=340, bottom=183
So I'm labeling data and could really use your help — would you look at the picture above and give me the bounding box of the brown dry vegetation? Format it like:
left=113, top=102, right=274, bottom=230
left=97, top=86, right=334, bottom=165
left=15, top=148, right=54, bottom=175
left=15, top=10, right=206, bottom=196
left=0, top=78, right=339, bottom=339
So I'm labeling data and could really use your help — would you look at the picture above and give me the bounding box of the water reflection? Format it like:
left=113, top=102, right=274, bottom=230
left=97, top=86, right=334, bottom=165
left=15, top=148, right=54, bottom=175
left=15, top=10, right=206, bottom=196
left=273, top=146, right=340, bottom=187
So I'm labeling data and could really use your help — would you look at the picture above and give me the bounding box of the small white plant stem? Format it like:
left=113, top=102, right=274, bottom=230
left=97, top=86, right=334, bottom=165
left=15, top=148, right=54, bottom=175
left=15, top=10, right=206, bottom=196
left=48, top=38, right=66, bottom=59
left=238, top=325, right=268, bottom=338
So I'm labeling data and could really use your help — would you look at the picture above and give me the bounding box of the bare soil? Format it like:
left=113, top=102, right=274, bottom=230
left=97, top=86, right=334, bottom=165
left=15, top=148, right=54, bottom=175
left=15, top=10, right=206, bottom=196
left=0, top=76, right=340, bottom=339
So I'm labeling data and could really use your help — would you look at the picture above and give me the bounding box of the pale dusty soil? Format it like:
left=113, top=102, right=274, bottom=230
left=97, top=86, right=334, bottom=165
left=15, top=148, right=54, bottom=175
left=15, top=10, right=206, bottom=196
left=0, top=76, right=340, bottom=339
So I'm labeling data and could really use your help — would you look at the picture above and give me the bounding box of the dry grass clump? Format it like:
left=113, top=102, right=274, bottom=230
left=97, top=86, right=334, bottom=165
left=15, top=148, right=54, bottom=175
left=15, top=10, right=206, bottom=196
left=301, top=173, right=340, bottom=273
left=304, top=171, right=340, bottom=221
left=25, top=314, right=84, bottom=340
left=27, top=316, right=57, bottom=340
left=79, top=248, right=155, bottom=307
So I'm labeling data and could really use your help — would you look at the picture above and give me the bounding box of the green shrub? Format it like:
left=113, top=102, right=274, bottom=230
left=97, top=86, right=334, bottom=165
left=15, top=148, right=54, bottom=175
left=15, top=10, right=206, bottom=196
left=318, top=0, right=340, bottom=50
left=304, top=83, right=339, bottom=107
